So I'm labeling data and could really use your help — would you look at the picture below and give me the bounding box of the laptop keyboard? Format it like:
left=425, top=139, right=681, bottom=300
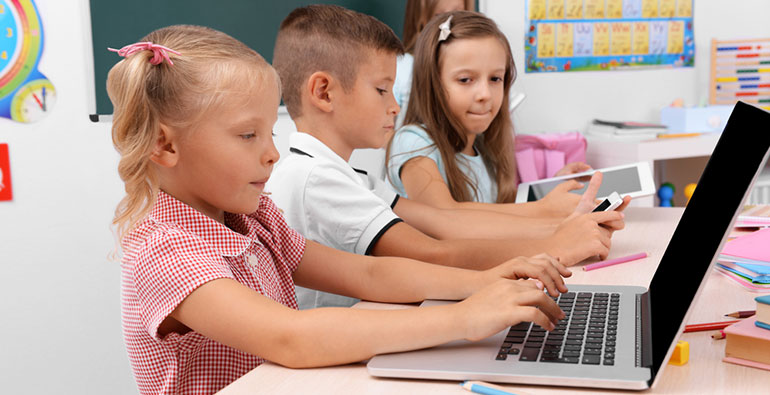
left=496, top=292, right=620, bottom=365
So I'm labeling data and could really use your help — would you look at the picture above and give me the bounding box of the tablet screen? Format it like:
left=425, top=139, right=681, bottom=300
left=527, top=167, right=642, bottom=201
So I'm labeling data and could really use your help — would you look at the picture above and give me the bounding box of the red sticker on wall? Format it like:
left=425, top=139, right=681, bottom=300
left=0, top=143, right=12, bottom=201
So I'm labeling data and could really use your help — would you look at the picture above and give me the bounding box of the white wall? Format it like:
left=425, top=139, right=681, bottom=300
left=0, top=1, right=767, bottom=393
left=484, top=0, right=770, bottom=134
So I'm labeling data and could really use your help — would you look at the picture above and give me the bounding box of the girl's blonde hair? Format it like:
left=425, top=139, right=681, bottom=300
left=402, top=0, right=475, bottom=54
left=390, top=11, right=518, bottom=203
left=107, top=25, right=277, bottom=241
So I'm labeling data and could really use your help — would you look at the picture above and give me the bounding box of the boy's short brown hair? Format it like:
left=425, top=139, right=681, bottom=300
left=273, top=4, right=404, bottom=118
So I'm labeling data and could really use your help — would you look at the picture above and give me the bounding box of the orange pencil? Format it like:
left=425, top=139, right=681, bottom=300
left=657, top=132, right=702, bottom=139
left=683, top=320, right=739, bottom=333
left=724, top=310, right=755, bottom=318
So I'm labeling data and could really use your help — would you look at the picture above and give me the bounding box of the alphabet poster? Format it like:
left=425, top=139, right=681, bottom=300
left=0, top=143, right=11, bottom=201
left=525, top=0, right=694, bottom=73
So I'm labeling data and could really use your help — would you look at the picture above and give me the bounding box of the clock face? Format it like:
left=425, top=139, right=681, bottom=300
left=10, top=78, right=54, bottom=122
left=0, top=1, right=23, bottom=80
left=0, top=0, right=53, bottom=123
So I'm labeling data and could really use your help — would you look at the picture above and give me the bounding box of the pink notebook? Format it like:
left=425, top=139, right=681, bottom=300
left=724, top=317, right=770, bottom=341
left=721, top=227, right=770, bottom=263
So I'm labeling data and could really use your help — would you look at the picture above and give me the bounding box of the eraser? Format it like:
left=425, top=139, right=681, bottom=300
left=668, top=340, right=689, bottom=366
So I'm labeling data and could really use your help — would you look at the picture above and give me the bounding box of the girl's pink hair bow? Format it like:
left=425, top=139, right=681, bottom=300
left=108, top=42, right=181, bottom=66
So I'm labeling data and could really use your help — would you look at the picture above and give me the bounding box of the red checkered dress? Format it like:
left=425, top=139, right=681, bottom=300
left=121, top=191, right=306, bottom=394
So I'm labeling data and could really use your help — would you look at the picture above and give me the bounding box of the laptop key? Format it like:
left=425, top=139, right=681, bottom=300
left=508, top=348, right=520, bottom=355
left=519, top=347, right=540, bottom=361
left=496, top=353, right=508, bottom=361
left=561, top=356, right=580, bottom=364
left=563, top=350, right=580, bottom=357
left=582, top=355, right=601, bottom=364
left=604, top=359, right=615, bottom=366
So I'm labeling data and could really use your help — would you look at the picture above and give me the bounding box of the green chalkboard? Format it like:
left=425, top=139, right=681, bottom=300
left=88, top=1, right=407, bottom=119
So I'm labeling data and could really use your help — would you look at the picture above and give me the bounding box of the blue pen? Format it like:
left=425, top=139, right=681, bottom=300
left=461, top=381, right=518, bottom=395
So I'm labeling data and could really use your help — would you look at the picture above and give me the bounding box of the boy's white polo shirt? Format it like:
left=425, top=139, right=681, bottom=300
left=266, top=132, right=402, bottom=308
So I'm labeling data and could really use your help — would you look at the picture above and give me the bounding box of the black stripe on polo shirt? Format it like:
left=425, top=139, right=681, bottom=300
left=390, top=194, right=400, bottom=209
left=352, top=168, right=368, bottom=175
left=364, top=218, right=404, bottom=256
left=289, top=147, right=313, bottom=157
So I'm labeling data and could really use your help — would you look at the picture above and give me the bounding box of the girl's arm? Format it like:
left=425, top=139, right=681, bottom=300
left=167, top=245, right=565, bottom=368
left=399, top=156, right=582, bottom=217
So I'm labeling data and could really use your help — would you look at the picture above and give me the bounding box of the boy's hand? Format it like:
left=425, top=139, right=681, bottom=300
left=484, top=254, right=571, bottom=297
left=455, top=279, right=565, bottom=342
left=570, top=171, right=632, bottom=230
left=547, top=172, right=627, bottom=266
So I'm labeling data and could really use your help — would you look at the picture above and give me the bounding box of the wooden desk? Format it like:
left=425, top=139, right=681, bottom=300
left=219, top=207, right=767, bottom=394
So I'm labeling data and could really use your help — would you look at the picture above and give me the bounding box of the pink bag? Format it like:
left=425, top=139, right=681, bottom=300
left=515, top=131, right=587, bottom=183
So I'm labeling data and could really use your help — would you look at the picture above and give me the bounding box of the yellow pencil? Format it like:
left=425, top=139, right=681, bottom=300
left=657, top=132, right=702, bottom=139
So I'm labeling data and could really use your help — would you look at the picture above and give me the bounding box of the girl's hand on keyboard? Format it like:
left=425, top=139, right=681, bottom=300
left=457, top=279, right=565, bottom=342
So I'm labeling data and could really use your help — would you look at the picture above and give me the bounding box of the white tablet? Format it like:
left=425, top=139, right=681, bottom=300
left=515, top=162, right=655, bottom=203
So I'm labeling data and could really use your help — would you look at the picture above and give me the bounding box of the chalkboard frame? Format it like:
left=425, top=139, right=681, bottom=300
left=85, top=1, right=411, bottom=122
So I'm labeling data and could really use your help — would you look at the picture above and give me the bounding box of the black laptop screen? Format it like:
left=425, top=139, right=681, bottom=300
left=647, top=102, right=770, bottom=378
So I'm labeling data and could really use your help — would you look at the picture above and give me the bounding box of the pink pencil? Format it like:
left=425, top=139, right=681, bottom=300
left=583, top=252, right=648, bottom=271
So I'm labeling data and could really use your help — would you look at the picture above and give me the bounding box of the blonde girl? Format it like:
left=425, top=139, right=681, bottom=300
left=108, top=24, right=567, bottom=394
left=387, top=11, right=622, bottom=217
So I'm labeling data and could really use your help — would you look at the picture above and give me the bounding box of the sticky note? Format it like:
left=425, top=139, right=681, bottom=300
left=538, top=23, right=556, bottom=58
left=593, top=22, right=610, bottom=56
left=556, top=23, right=574, bottom=57
left=584, top=0, right=605, bottom=18
left=676, top=0, right=692, bottom=17
left=565, top=0, right=583, bottom=19
left=624, top=0, right=642, bottom=18
left=659, top=0, right=676, bottom=17
left=650, top=21, right=668, bottom=55
left=606, top=0, right=623, bottom=19
left=667, top=20, right=684, bottom=54
left=632, top=22, right=650, bottom=55
left=547, top=0, right=564, bottom=20
left=573, top=22, right=593, bottom=57
left=530, top=0, right=547, bottom=20
left=642, top=0, right=658, bottom=17
left=610, top=22, right=632, bottom=56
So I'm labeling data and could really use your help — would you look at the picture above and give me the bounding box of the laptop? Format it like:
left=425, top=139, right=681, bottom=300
left=367, top=102, right=770, bottom=390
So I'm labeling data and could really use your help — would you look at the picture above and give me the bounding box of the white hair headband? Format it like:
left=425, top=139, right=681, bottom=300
left=438, top=15, right=453, bottom=42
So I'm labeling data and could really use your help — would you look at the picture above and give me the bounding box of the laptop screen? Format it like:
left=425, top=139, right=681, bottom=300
left=647, top=102, right=770, bottom=378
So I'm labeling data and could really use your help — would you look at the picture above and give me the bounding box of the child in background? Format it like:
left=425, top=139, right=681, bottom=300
left=395, top=0, right=474, bottom=127
left=387, top=11, right=626, bottom=216
left=269, top=5, right=624, bottom=309
left=108, top=24, right=565, bottom=394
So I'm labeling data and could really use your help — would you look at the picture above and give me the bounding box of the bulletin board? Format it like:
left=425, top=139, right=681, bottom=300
left=524, top=0, right=694, bottom=73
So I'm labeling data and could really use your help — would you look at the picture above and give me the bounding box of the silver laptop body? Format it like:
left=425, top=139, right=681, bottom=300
left=367, top=102, right=770, bottom=390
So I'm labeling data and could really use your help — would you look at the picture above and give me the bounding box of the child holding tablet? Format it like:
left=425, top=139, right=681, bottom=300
left=387, top=11, right=626, bottom=216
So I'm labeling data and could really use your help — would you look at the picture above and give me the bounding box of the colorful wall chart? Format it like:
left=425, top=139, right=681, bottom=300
left=0, top=0, right=55, bottom=123
left=525, top=0, right=694, bottom=73
left=710, top=38, right=770, bottom=112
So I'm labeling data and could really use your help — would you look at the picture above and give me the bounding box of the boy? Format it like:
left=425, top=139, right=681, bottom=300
left=269, top=5, right=625, bottom=308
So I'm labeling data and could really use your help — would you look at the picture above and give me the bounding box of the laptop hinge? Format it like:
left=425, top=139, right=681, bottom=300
left=636, top=292, right=653, bottom=368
